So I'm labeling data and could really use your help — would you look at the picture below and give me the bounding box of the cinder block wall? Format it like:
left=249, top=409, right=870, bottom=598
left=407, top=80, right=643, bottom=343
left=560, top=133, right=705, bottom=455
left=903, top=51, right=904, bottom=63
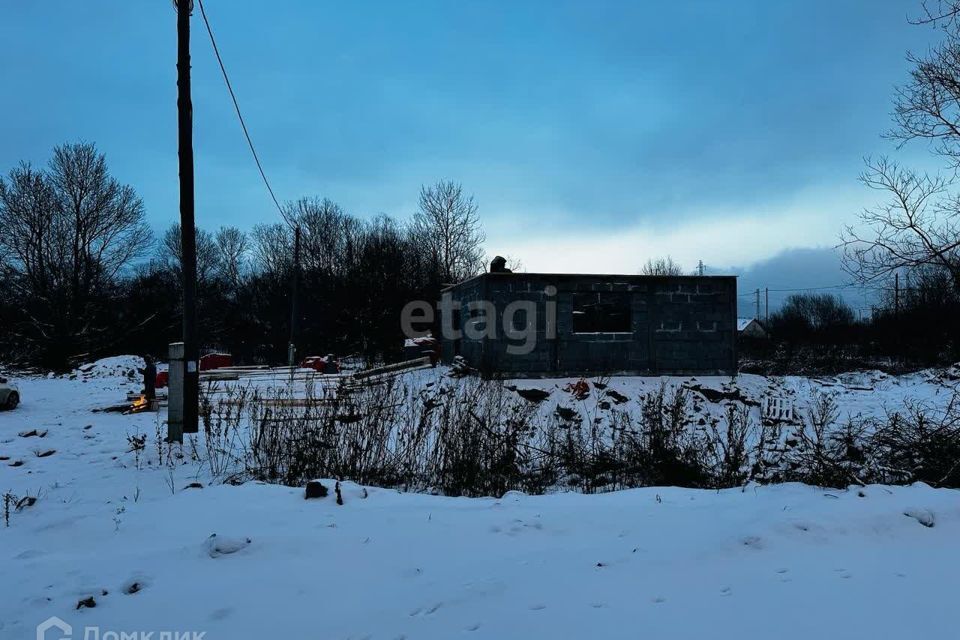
left=440, top=275, right=486, bottom=367
left=440, top=273, right=737, bottom=377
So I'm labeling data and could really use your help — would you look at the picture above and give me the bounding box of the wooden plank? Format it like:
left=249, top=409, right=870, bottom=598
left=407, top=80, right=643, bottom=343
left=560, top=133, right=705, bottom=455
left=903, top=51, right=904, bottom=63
left=353, top=357, right=431, bottom=380
left=217, top=397, right=338, bottom=407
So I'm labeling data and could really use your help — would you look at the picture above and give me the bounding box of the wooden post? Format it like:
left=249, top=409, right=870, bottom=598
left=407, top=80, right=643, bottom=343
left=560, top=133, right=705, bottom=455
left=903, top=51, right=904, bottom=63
left=176, top=0, right=199, bottom=434
left=167, top=342, right=185, bottom=443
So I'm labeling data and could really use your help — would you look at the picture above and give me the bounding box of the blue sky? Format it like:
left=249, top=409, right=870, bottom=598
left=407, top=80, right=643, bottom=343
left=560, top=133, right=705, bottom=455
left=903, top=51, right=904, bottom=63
left=0, top=1, right=940, bottom=305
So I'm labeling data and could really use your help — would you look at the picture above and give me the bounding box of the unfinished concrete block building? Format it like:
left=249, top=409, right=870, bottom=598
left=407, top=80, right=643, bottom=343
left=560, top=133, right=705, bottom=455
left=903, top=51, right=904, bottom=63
left=440, top=272, right=737, bottom=377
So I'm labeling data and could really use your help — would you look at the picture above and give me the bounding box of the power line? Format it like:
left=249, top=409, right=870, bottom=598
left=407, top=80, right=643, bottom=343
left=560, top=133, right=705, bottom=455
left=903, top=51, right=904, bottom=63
left=766, top=284, right=874, bottom=293
left=196, top=0, right=303, bottom=369
left=196, top=0, right=287, bottom=223
left=736, top=283, right=894, bottom=298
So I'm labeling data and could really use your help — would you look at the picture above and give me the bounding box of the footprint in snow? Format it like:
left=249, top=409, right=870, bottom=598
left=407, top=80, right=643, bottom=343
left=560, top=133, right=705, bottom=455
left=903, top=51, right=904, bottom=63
left=204, top=534, right=251, bottom=558
left=121, top=576, right=148, bottom=595
left=775, top=568, right=789, bottom=574
left=720, top=587, right=732, bottom=596
left=741, top=536, right=763, bottom=549
left=904, top=508, right=936, bottom=528
left=529, top=604, right=546, bottom=611
left=209, top=607, right=233, bottom=621
left=465, top=623, right=481, bottom=631
left=409, top=603, right=443, bottom=617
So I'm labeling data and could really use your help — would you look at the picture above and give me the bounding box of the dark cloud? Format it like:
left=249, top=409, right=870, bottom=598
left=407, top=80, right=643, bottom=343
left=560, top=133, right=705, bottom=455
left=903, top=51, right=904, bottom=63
left=725, top=247, right=878, bottom=319
left=0, top=0, right=939, bottom=289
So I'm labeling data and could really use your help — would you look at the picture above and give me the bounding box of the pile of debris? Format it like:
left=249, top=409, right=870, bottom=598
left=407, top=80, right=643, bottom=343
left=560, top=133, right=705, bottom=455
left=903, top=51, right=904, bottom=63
left=71, top=356, right=145, bottom=382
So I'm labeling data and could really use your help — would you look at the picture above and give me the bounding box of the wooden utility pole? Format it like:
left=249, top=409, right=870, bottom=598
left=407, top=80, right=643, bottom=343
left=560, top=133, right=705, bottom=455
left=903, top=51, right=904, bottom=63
left=176, top=0, right=199, bottom=436
left=755, top=288, right=760, bottom=320
left=765, top=287, right=769, bottom=323
left=288, top=225, right=301, bottom=367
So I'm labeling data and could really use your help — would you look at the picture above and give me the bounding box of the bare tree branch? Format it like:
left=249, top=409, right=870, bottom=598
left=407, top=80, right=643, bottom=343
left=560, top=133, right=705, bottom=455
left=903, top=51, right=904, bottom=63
left=841, top=157, right=960, bottom=290
left=411, top=180, right=486, bottom=284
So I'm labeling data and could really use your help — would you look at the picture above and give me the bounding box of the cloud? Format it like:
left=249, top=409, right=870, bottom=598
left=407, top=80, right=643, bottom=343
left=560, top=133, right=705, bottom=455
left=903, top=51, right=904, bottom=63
left=729, top=246, right=877, bottom=318
left=487, top=184, right=872, bottom=276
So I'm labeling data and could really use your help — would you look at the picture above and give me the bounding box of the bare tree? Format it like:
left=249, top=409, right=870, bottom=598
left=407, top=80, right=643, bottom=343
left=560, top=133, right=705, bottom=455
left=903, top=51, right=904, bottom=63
left=0, top=163, right=56, bottom=302
left=214, top=226, right=249, bottom=289
left=159, top=223, right=219, bottom=284
left=283, top=197, right=363, bottom=276
left=251, top=222, right=293, bottom=276
left=841, top=158, right=960, bottom=289
left=842, top=7, right=960, bottom=294
left=0, top=142, right=152, bottom=365
left=503, top=254, right=525, bottom=273
left=889, top=22, right=960, bottom=168
left=411, top=180, right=485, bottom=283
left=641, top=256, right=684, bottom=276
left=912, top=1, right=960, bottom=29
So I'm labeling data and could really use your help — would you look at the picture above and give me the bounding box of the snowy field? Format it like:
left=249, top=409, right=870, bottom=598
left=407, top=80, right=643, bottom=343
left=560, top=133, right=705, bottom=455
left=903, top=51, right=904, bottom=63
left=1, top=359, right=959, bottom=639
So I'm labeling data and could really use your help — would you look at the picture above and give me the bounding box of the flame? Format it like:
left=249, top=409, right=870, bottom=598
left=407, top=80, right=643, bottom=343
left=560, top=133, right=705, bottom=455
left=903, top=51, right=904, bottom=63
left=130, top=395, right=149, bottom=412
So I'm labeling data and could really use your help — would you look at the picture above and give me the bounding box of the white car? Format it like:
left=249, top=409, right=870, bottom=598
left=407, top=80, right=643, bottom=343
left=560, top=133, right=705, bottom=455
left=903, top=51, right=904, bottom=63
left=0, top=377, right=19, bottom=410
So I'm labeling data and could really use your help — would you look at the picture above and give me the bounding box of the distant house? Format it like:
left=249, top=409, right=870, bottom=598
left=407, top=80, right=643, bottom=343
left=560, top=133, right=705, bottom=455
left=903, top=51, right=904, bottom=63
left=737, top=317, right=767, bottom=339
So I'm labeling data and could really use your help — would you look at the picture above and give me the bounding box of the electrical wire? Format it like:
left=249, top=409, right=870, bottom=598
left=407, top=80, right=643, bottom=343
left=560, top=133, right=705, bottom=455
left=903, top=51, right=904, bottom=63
left=195, top=0, right=288, bottom=225
left=736, top=283, right=896, bottom=297
left=190, top=2, right=916, bottom=305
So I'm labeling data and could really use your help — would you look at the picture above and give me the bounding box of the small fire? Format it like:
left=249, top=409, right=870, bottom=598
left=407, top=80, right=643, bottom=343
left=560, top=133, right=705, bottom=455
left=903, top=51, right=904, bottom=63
left=130, top=395, right=149, bottom=413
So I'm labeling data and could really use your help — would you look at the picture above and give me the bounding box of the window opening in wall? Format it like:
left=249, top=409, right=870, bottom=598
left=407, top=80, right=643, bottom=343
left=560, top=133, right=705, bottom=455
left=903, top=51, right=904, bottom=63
left=572, top=292, right=631, bottom=333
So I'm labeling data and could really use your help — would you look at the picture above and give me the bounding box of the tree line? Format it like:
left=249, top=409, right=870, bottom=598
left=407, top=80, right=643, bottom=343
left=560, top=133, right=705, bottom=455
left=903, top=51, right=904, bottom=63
left=6, top=4, right=960, bottom=371
left=0, top=142, right=485, bottom=369
left=756, top=276, right=959, bottom=365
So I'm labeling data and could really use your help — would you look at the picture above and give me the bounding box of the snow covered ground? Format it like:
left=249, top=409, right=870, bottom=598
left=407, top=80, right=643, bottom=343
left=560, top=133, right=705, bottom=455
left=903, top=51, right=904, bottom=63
left=1, top=360, right=958, bottom=639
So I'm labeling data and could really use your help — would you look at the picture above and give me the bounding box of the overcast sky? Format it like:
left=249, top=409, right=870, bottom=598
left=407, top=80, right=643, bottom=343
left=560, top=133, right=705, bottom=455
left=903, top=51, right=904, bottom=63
left=0, top=1, right=941, bottom=312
